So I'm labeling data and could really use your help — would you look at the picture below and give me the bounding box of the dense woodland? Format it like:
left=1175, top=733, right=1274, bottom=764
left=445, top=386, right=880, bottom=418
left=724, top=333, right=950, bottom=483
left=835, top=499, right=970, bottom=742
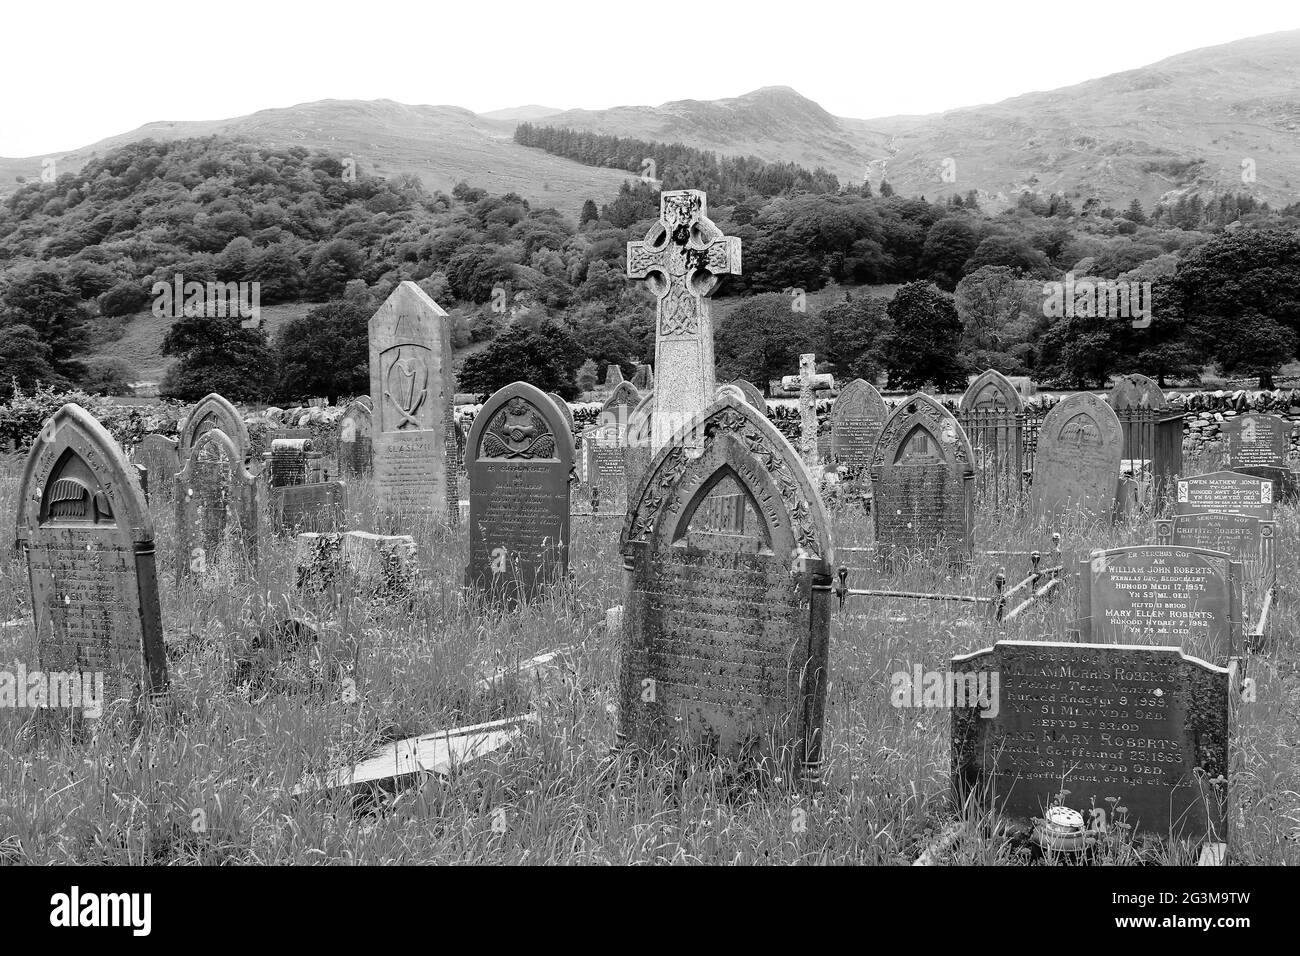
left=2, top=135, right=1300, bottom=405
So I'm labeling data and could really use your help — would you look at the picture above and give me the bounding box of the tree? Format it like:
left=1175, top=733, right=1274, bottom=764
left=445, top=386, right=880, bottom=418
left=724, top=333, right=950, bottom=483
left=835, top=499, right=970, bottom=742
left=276, top=300, right=370, bottom=403
left=98, top=280, right=150, bottom=317
left=963, top=235, right=1053, bottom=277
left=457, top=322, right=584, bottom=398
left=80, top=358, right=133, bottom=396
left=954, top=266, right=1036, bottom=371
left=0, top=269, right=90, bottom=381
left=0, top=324, right=62, bottom=398
left=579, top=199, right=599, bottom=227
left=920, top=216, right=979, bottom=290
left=714, top=292, right=816, bottom=386
left=816, top=295, right=892, bottom=383
left=305, top=239, right=365, bottom=300
left=884, top=281, right=967, bottom=391
left=159, top=315, right=278, bottom=402
left=1172, top=228, right=1300, bottom=387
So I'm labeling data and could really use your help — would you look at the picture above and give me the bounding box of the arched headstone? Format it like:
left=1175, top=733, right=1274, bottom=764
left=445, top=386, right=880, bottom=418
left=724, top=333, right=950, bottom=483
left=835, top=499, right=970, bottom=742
left=600, top=381, right=642, bottom=430
left=1108, top=373, right=1167, bottom=410
left=546, top=392, right=575, bottom=439
left=828, top=378, right=887, bottom=473
left=1031, top=392, right=1123, bottom=524
left=960, top=369, right=1023, bottom=413
left=339, top=401, right=373, bottom=479
left=729, top=379, right=767, bottom=412
left=175, top=427, right=260, bottom=582
left=869, top=393, right=976, bottom=566
left=15, top=404, right=167, bottom=698
left=180, top=393, right=249, bottom=461
left=465, top=382, right=573, bottom=602
left=958, top=369, right=1025, bottom=501
left=618, top=394, right=833, bottom=775
left=133, top=434, right=180, bottom=502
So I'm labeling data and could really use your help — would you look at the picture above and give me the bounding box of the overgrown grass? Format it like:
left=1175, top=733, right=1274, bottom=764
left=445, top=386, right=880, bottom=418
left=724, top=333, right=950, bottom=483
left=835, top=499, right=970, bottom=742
left=0, top=450, right=1295, bottom=865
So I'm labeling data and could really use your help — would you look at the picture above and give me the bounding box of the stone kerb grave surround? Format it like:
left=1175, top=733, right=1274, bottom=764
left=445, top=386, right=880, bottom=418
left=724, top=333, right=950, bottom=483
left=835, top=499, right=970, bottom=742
left=617, top=393, right=833, bottom=777
left=464, top=381, right=573, bottom=603
left=15, top=403, right=168, bottom=699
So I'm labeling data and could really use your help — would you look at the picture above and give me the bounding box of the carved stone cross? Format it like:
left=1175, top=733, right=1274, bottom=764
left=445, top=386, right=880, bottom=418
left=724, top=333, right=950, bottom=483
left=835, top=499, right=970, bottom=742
left=627, top=189, right=741, bottom=451
left=781, top=353, right=834, bottom=469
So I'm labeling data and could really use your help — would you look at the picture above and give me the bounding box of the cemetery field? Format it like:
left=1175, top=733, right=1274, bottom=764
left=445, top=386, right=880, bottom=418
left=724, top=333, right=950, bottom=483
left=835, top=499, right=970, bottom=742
left=1, top=451, right=1297, bottom=866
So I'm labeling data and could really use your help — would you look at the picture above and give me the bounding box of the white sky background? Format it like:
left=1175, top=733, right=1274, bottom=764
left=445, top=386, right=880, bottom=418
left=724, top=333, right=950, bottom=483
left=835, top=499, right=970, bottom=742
left=0, top=0, right=1297, bottom=156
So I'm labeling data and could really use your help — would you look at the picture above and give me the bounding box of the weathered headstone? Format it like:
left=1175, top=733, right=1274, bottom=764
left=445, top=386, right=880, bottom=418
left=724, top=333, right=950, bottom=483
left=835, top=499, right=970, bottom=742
left=828, top=378, right=887, bottom=474
left=603, top=364, right=624, bottom=388
left=369, top=281, right=458, bottom=522
left=618, top=393, right=832, bottom=775
left=15, top=404, right=167, bottom=698
left=780, top=353, right=834, bottom=470
left=632, top=364, right=654, bottom=391
left=1077, top=545, right=1242, bottom=664
left=133, top=434, right=180, bottom=502
left=961, top=368, right=1023, bottom=412
left=267, top=438, right=320, bottom=488
left=296, top=530, right=418, bottom=597
left=1108, top=373, right=1166, bottom=410
left=729, top=379, right=766, bottom=412
left=1157, top=513, right=1275, bottom=589
left=952, top=639, right=1229, bottom=844
left=546, top=392, right=575, bottom=440
left=464, top=381, right=573, bottom=602
left=869, top=393, right=975, bottom=567
left=271, top=481, right=348, bottom=534
left=174, top=427, right=259, bottom=582
left=1174, top=470, right=1273, bottom=520
left=338, top=400, right=373, bottom=479
left=1031, top=392, right=1123, bottom=524
left=179, top=392, right=249, bottom=461
left=627, top=189, right=741, bottom=451
left=959, top=368, right=1025, bottom=500
left=1107, top=373, right=1182, bottom=493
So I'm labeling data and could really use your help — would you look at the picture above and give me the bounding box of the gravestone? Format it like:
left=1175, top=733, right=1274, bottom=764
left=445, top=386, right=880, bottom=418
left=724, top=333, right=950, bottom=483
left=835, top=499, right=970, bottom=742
left=1108, top=373, right=1166, bottom=410
left=174, top=427, right=259, bottom=582
left=622, top=392, right=655, bottom=504
left=15, top=404, right=167, bottom=698
left=338, top=400, right=373, bottom=479
left=1076, top=545, right=1242, bottom=664
left=601, top=380, right=642, bottom=430
left=1107, top=373, right=1182, bottom=493
left=1174, top=470, right=1273, bottom=520
left=1157, top=513, right=1275, bottom=589
left=271, top=481, right=348, bottom=534
left=1226, top=412, right=1294, bottom=500
left=959, top=369, right=1025, bottom=501
left=780, top=353, right=834, bottom=469
left=267, top=438, right=319, bottom=487
left=961, top=368, right=1023, bottom=413
left=586, top=423, right=630, bottom=515
left=464, top=381, right=573, bottom=602
left=828, top=378, right=888, bottom=475
left=730, top=379, right=767, bottom=412
left=369, top=281, right=458, bottom=522
left=546, top=392, right=575, bottom=440
left=952, top=639, right=1229, bottom=844
left=627, top=189, right=741, bottom=451
left=1031, top=392, right=1123, bottom=524
left=134, top=434, right=180, bottom=502
left=296, top=530, right=418, bottom=597
left=869, top=393, right=975, bottom=567
left=603, top=364, right=624, bottom=388
left=618, top=393, right=833, bottom=775
left=632, top=364, right=654, bottom=391
left=179, top=392, right=249, bottom=461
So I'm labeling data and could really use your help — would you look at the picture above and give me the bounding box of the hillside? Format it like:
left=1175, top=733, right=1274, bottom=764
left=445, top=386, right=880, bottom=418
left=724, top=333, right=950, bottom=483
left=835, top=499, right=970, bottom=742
left=4, top=30, right=1299, bottom=214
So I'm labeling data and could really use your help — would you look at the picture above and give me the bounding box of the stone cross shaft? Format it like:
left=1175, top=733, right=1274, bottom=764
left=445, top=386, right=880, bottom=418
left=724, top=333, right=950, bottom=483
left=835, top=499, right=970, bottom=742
left=627, top=189, right=740, bottom=451
left=781, top=353, right=834, bottom=468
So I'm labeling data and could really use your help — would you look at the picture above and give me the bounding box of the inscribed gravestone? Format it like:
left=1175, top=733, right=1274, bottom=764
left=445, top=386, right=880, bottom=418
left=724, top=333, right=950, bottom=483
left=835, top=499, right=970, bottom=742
left=268, top=438, right=318, bottom=487
left=1077, top=545, right=1241, bottom=665
left=369, top=281, right=458, bottom=522
left=179, top=392, right=249, bottom=461
left=627, top=189, right=740, bottom=451
left=1228, top=413, right=1289, bottom=469
left=134, top=434, right=180, bottom=502
left=1031, top=392, right=1122, bottom=524
left=828, top=378, right=887, bottom=474
left=869, top=393, right=975, bottom=567
left=174, top=427, right=259, bottom=582
left=618, top=393, right=832, bottom=775
left=338, top=400, right=373, bottom=478
left=1157, top=513, right=1275, bottom=590
left=952, top=639, right=1229, bottom=843
left=1174, top=470, right=1273, bottom=519
left=465, top=382, right=573, bottom=602
left=271, top=481, right=348, bottom=534
left=15, top=404, right=167, bottom=697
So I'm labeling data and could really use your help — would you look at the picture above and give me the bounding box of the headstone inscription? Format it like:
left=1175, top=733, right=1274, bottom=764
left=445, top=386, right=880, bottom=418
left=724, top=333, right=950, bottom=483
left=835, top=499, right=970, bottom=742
left=369, top=281, right=458, bottom=522
left=464, top=381, right=573, bottom=602
left=617, top=393, right=833, bottom=776
left=780, top=353, right=834, bottom=469
left=179, top=392, right=249, bottom=461
left=338, top=400, right=373, bottom=479
left=828, top=378, right=887, bottom=475
left=1156, top=513, right=1275, bottom=590
left=267, top=438, right=320, bottom=487
left=952, top=639, right=1229, bottom=844
left=134, top=434, right=180, bottom=502
left=869, top=393, right=975, bottom=567
left=1226, top=412, right=1295, bottom=500
left=627, top=189, right=741, bottom=451
left=1174, top=470, right=1273, bottom=520
left=15, top=404, right=167, bottom=697
left=1030, top=392, right=1123, bottom=524
left=174, top=427, right=259, bottom=582
left=1076, top=545, right=1242, bottom=665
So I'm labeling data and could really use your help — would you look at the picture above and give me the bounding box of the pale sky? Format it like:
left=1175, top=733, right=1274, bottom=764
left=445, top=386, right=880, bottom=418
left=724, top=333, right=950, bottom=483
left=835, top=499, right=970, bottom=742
left=1, top=0, right=1296, bottom=157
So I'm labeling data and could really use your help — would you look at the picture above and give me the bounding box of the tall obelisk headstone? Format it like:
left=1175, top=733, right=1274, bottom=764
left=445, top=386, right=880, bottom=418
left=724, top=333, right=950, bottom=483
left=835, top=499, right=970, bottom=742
left=369, top=281, right=458, bottom=523
left=627, top=190, right=741, bottom=451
